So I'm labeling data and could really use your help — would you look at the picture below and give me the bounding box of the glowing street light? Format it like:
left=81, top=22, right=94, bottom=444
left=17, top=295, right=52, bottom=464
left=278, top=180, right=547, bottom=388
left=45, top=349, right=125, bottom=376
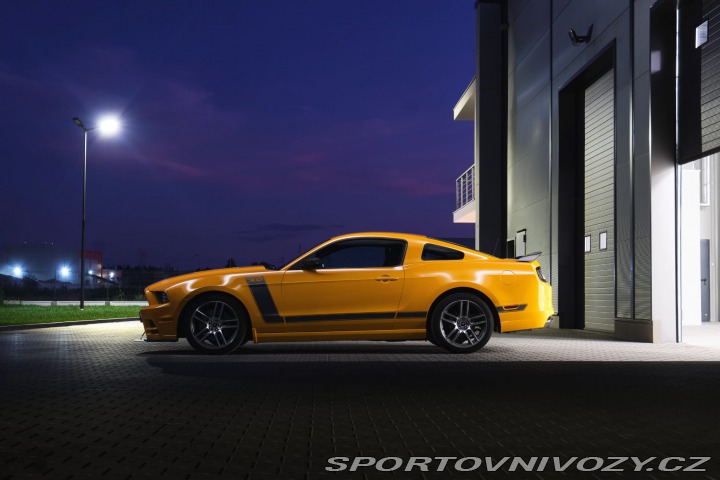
left=13, top=266, right=22, bottom=277
left=54, top=265, right=71, bottom=305
left=73, top=115, right=120, bottom=309
left=98, top=117, right=120, bottom=136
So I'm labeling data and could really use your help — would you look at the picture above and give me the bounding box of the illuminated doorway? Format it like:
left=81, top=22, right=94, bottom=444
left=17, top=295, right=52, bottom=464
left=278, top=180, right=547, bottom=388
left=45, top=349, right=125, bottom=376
left=679, top=154, right=719, bottom=346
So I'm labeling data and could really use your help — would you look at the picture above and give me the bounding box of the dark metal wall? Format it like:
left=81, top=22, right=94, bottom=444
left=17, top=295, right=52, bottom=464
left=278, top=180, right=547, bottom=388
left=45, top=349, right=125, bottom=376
left=501, top=0, right=655, bottom=338
left=475, top=2, right=507, bottom=256
left=679, top=0, right=720, bottom=162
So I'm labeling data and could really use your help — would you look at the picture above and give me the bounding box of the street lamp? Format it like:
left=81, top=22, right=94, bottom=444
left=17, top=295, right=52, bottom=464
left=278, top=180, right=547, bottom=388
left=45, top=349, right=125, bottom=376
left=106, top=271, right=115, bottom=304
left=72, top=115, right=120, bottom=310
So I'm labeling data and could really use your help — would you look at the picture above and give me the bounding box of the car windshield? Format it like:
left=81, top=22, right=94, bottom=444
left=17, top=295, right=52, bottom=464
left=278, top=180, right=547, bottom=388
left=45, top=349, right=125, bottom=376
left=274, top=238, right=330, bottom=270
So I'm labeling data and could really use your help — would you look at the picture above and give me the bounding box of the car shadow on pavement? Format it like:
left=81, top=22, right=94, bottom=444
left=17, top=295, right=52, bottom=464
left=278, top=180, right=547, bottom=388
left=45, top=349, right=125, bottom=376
left=138, top=342, right=453, bottom=357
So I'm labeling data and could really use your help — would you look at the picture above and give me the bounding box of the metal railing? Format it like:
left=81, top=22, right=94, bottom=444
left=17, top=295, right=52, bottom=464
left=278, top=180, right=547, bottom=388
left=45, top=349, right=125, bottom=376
left=455, top=164, right=475, bottom=210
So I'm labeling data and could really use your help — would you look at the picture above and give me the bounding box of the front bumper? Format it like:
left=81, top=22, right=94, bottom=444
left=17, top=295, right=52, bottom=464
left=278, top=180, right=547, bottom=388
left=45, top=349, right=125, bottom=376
left=139, top=302, right=180, bottom=342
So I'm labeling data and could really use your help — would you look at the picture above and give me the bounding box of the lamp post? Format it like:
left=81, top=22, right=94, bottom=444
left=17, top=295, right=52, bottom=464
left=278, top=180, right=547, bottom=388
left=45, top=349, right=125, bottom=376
left=106, top=271, right=114, bottom=305
left=72, top=116, right=120, bottom=310
left=53, top=269, right=57, bottom=306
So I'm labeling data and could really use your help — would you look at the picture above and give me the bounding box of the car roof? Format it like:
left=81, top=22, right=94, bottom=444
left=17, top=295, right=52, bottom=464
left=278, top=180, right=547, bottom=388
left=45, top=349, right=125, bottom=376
left=326, top=232, right=497, bottom=259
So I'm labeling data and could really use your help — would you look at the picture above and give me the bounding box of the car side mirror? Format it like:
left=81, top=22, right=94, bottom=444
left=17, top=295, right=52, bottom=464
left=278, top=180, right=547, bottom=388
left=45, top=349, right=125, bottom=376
left=301, top=257, right=323, bottom=270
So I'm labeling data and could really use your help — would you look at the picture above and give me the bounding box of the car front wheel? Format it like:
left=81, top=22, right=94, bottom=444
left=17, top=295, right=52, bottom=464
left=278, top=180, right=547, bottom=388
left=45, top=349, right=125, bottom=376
left=430, top=293, right=493, bottom=353
left=183, top=295, right=248, bottom=354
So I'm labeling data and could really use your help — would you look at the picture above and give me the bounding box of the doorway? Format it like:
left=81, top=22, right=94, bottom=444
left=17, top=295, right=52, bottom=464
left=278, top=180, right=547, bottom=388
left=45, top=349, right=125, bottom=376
left=558, top=46, right=616, bottom=332
left=679, top=154, right=719, bottom=346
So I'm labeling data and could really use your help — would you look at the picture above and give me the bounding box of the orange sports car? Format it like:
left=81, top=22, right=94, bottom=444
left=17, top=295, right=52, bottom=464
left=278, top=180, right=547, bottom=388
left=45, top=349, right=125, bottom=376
left=139, top=232, right=554, bottom=354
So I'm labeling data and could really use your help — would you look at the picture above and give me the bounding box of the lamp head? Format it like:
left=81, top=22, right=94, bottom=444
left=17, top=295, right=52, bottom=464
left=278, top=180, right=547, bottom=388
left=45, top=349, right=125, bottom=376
left=98, top=116, right=120, bottom=136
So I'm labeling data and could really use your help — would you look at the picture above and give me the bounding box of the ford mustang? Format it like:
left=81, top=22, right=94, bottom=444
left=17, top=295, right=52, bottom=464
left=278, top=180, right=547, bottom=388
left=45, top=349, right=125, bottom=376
left=139, top=232, right=554, bottom=354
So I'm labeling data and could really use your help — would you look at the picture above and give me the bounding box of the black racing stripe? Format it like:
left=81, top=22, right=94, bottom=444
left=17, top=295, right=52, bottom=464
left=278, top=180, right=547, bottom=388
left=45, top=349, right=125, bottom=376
left=285, top=312, right=396, bottom=323
left=497, top=304, right=528, bottom=312
left=246, top=277, right=283, bottom=323
left=396, top=311, right=427, bottom=319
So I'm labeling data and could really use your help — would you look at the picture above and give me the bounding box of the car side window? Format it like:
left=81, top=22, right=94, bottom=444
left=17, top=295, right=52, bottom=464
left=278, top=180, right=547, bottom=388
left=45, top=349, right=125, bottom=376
left=421, top=243, right=464, bottom=261
left=304, top=239, right=407, bottom=269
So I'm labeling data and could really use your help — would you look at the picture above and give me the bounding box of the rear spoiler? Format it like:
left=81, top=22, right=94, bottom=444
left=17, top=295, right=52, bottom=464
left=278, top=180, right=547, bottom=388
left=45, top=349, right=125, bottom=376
left=516, top=252, right=541, bottom=262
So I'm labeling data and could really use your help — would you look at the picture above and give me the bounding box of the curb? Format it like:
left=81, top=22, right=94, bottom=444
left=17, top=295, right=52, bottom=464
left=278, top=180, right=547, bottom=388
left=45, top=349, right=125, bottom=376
left=0, top=317, right=140, bottom=331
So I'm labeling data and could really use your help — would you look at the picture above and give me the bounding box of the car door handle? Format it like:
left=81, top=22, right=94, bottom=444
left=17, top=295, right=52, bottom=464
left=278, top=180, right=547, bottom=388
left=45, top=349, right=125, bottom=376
left=376, top=276, right=399, bottom=282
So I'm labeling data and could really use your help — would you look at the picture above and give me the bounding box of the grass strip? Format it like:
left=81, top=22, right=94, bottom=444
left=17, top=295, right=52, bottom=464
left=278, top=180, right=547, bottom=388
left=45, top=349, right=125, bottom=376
left=0, top=305, right=141, bottom=326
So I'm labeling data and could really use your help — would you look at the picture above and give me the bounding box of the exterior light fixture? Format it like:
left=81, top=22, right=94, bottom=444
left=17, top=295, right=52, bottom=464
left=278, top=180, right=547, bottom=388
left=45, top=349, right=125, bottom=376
left=568, top=24, right=593, bottom=46
left=98, top=116, right=120, bottom=136
left=13, top=266, right=22, bottom=277
left=72, top=115, right=121, bottom=309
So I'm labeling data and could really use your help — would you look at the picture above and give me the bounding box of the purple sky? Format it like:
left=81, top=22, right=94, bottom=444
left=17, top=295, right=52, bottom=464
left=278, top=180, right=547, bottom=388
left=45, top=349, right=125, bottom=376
left=0, top=2, right=475, bottom=269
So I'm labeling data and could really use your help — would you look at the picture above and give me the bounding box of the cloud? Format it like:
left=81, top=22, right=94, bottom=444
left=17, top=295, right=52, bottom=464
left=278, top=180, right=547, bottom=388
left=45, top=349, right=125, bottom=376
left=237, top=223, right=342, bottom=234
left=236, top=223, right=344, bottom=242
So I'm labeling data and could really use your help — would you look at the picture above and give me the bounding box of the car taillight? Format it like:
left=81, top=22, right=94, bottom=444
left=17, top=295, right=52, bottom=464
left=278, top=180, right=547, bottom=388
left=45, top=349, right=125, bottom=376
left=536, top=266, right=548, bottom=283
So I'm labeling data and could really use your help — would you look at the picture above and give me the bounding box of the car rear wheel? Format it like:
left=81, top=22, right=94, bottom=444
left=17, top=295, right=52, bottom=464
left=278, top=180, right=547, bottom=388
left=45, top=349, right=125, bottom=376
left=430, top=293, right=493, bottom=353
left=183, top=295, right=248, bottom=354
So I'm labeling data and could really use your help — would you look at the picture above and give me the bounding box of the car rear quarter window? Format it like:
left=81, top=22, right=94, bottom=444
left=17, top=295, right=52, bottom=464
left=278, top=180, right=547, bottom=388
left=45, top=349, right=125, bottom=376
left=421, top=243, right=464, bottom=261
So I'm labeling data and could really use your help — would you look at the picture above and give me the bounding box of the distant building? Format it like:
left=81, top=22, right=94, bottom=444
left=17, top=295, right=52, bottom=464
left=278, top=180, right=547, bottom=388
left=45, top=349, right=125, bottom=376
left=0, top=243, right=106, bottom=288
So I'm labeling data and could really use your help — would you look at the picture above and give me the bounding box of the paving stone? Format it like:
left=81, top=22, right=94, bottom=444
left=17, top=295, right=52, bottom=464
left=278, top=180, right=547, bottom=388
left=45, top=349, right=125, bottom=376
left=1, top=323, right=720, bottom=479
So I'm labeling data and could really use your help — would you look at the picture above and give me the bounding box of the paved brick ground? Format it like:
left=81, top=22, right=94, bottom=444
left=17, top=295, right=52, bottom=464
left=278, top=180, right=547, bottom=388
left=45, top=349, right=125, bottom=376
left=1, top=322, right=719, bottom=480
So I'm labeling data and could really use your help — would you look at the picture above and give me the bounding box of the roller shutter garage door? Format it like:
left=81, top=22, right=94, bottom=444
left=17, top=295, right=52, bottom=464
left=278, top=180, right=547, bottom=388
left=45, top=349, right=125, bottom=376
left=584, top=69, right=615, bottom=332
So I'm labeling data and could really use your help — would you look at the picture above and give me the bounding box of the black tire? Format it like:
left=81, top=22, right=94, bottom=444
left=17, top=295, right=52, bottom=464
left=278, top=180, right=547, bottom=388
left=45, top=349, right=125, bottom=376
left=430, top=293, right=494, bottom=353
left=183, top=294, right=248, bottom=354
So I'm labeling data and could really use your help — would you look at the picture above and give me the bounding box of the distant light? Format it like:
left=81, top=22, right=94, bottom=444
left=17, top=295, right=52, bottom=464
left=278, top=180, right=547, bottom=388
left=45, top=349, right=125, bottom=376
left=13, top=266, right=22, bottom=277
left=60, top=266, right=70, bottom=278
left=109, top=271, right=115, bottom=278
left=98, top=116, right=120, bottom=136
left=88, top=269, right=93, bottom=275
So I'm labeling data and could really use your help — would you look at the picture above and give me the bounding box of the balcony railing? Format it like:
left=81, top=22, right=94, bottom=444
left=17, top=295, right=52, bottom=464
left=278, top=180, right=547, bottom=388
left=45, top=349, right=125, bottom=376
left=455, top=164, right=475, bottom=210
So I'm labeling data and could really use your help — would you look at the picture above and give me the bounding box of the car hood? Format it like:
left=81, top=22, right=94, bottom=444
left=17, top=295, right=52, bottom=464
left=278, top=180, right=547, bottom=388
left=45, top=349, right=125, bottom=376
left=146, top=266, right=270, bottom=291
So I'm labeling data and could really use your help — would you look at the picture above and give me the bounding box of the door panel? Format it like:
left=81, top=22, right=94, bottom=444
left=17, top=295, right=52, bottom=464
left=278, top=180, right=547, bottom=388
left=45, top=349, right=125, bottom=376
left=280, top=267, right=405, bottom=332
left=701, top=239, right=710, bottom=322
left=584, top=68, right=615, bottom=333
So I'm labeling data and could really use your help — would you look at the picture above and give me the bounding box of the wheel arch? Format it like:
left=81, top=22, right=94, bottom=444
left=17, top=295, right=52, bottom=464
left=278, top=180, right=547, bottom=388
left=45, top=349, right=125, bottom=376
left=177, top=290, right=252, bottom=342
left=426, top=287, right=502, bottom=334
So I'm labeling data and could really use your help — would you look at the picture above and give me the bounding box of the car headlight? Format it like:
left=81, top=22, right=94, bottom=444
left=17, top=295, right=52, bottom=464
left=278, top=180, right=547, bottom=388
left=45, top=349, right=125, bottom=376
left=152, top=291, right=169, bottom=304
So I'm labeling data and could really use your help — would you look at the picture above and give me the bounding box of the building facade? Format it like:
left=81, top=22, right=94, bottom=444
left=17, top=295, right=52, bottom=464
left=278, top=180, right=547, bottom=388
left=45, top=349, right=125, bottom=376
left=454, top=0, right=719, bottom=342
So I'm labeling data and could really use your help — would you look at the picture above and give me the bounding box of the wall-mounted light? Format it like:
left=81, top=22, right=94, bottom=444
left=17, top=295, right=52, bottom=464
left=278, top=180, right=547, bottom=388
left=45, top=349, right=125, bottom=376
left=569, top=24, right=593, bottom=46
